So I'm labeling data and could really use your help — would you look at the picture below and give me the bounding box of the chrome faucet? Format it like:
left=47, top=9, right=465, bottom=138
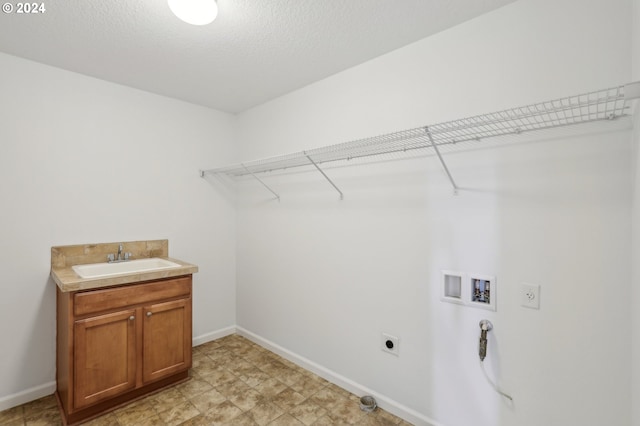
left=107, top=244, right=132, bottom=263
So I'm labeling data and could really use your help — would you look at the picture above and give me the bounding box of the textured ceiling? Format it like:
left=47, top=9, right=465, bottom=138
left=0, top=0, right=516, bottom=113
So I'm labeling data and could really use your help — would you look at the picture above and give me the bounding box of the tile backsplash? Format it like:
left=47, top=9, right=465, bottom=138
left=51, top=240, right=169, bottom=268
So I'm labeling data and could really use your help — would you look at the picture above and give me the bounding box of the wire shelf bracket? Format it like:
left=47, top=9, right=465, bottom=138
left=201, top=81, right=640, bottom=198
left=305, top=152, right=344, bottom=200
left=242, top=163, right=281, bottom=201
left=425, top=126, right=459, bottom=194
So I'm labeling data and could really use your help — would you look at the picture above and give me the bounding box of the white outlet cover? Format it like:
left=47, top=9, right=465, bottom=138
left=381, top=333, right=399, bottom=356
left=521, top=283, right=540, bottom=309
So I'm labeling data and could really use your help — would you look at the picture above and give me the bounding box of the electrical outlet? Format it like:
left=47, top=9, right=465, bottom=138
left=521, top=283, right=540, bottom=309
left=381, top=333, right=399, bottom=356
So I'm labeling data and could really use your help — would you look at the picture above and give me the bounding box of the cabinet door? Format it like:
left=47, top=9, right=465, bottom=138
left=143, top=298, right=191, bottom=383
left=74, top=309, right=137, bottom=409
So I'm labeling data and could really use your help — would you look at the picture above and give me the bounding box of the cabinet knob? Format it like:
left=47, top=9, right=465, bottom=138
left=146, top=312, right=152, bottom=317
left=129, top=316, right=135, bottom=321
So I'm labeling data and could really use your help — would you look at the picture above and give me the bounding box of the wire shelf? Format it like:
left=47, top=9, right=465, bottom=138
left=201, top=82, right=639, bottom=197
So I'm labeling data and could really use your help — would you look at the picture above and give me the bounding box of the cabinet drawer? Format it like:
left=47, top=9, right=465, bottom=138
left=74, top=276, right=191, bottom=316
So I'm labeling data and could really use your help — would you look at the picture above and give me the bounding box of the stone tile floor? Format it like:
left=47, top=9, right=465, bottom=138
left=0, top=334, right=413, bottom=425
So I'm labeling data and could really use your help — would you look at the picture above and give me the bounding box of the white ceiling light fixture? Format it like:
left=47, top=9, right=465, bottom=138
left=168, top=0, right=218, bottom=26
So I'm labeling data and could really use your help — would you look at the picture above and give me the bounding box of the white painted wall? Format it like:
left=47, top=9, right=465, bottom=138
left=631, top=0, right=640, bottom=424
left=235, top=0, right=633, bottom=425
left=0, top=0, right=636, bottom=424
left=0, top=53, right=237, bottom=408
left=632, top=107, right=640, bottom=426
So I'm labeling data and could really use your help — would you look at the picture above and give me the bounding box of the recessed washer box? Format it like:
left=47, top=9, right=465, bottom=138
left=468, top=273, right=496, bottom=311
left=441, top=270, right=497, bottom=311
left=441, top=270, right=464, bottom=305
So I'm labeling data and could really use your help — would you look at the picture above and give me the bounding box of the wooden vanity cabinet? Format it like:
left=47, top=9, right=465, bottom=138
left=56, top=275, right=192, bottom=425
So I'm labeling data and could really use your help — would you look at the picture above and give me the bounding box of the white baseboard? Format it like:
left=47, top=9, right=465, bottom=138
left=0, top=381, right=56, bottom=412
left=236, top=326, right=442, bottom=426
left=193, top=325, right=236, bottom=347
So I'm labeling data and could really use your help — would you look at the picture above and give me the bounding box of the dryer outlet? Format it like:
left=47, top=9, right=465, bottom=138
left=381, top=333, right=399, bottom=356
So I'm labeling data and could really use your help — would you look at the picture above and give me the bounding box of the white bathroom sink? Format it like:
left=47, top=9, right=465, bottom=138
left=72, top=258, right=181, bottom=279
